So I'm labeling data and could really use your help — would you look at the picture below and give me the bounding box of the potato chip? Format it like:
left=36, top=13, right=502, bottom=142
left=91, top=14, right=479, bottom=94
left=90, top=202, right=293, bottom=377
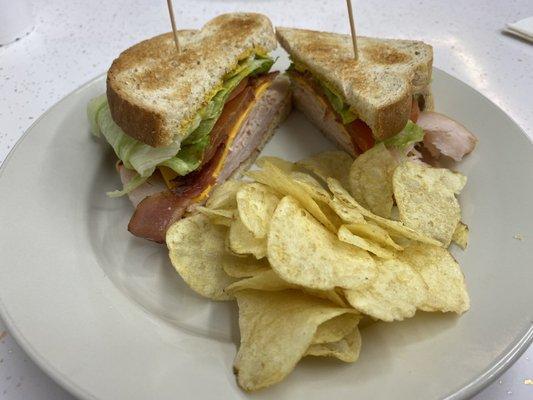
left=222, top=256, right=270, bottom=278
left=226, top=270, right=346, bottom=307
left=267, top=196, right=376, bottom=290
left=397, top=242, right=470, bottom=313
left=205, top=180, right=242, bottom=210
left=452, top=222, right=469, bottom=249
left=344, top=222, right=403, bottom=251
left=195, top=206, right=234, bottom=219
left=248, top=162, right=336, bottom=232
left=225, top=270, right=295, bottom=293
left=344, top=258, right=427, bottom=321
left=167, top=214, right=236, bottom=300
left=393, top=161, right=466, bottom=246
left=327, top=178, right=441, bottom=246
left=328, top=196, right=365, bottom=224
left=306, top=328, right=361, bottom=362
left=236, top=183, right=279, bottom=239
left=209, top=215, right=233, bottom=227
left=317, top=200, right=344, bottom=231
left=349, top=143, right=397, bottom=218
left=234, top=290, right=356, bottom=391
left=290, top=171, right=331, bottom=202
left=228, top=217, right=267, bottom=259
left=305, top=288, right=347, bottom=307
left=256, top=156, right=295, bottom=173
left=338, top=225, right=394, bottom=259
left=311, top=313, right=360, bottom=344
left=195, top=206, right=234, bottom=226
left=297, top=150, right=353, bottom=187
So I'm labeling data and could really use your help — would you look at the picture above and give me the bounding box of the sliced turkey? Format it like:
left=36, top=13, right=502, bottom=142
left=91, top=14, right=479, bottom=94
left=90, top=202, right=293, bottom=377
left=418, top=112, right=477, bottom=161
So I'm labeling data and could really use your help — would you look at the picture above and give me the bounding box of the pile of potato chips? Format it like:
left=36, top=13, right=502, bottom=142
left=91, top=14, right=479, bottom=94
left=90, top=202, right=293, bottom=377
left=166, top=148, right=470, bottom=392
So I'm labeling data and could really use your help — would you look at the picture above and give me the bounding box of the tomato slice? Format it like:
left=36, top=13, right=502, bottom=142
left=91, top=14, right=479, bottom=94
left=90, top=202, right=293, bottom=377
left=346, top=119, right=375, bottom=153
left=226, top=77, right=249, bottom=103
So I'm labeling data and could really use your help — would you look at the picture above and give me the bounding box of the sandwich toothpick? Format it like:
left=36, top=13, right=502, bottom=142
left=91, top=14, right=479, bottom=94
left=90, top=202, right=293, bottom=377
left=345, top=0, right=358, bottom=60
left=166, top=0, right=181, bottom=54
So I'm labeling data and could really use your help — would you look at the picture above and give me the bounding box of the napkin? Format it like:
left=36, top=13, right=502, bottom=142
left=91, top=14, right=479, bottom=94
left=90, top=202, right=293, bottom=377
left=505, top=16, right=533, bottom=43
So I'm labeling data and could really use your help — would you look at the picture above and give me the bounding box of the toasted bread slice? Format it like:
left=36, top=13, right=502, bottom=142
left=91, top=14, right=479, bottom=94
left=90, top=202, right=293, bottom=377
left=107, top=13, right=277, bottom=147
left=276, top=27, right=433, bottom=140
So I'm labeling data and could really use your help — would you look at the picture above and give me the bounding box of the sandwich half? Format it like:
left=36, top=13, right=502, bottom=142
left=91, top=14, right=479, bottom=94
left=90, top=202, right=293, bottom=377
left=277, top=27, right=434, bottom=155
left=88, top=13, right=291, bottom=243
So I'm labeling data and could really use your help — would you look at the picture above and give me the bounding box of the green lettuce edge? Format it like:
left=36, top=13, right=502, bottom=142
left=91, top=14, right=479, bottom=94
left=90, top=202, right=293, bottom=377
left=88, top=54, right=274, bottom=196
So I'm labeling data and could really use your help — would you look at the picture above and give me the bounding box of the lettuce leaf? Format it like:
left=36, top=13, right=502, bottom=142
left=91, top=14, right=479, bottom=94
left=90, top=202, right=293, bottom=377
left=288, top=62, right=357, bottom=124
left=318, top=81, right=358, bottom=124
left=89, top=54, right=274, bottom=195
left=182, top=55, right=274, bottom=146
left=96, top=104, right=180, bottom=178
left=382, top=120, right=425, bottom=151
left=87, top=94, right=108, bottom=137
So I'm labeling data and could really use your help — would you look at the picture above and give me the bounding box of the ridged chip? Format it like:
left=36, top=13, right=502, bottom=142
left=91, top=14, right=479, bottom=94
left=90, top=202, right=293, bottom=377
left=393, top=161, right=466, bottom=246
left=344, top=258, right=428, bottom=321
left=327, top=178, right=441, bottom=246
left=226, top=270, right=346, bottom=306
left=234, top=290, right=357, bottom=391
left=452, top=221, right=469, bottom=249
left=166, top=213, right=236, bottom=300
left=397, top=242, right=470, bottom=313
left=267, top=196, right=376, bottom=290
left=305, top=327, right=361, bottom=363
left=248, top=162, right=336, bottom=232
left=228, top=216, right=267, bottom=259
left=236, top=183, right=279, bottom=239
left=297, top=150, right=353, bottom=187
left=349, top=143, right=397, bottom=218
left=205, top=179, right=242, bottom=210
left=338, top=225, right=394, bottom=259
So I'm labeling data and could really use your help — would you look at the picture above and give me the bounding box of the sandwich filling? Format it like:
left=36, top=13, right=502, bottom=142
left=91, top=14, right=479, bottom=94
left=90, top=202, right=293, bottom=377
left=126, top=74, right=290, bottom=242
left=88, top=53, right=275, bottom=196
left=287, top=62, right=426, bottom=155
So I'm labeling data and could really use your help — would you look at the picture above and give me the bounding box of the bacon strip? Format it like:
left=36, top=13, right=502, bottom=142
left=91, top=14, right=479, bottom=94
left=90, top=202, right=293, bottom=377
left=128, top=144, right=225, bottom=243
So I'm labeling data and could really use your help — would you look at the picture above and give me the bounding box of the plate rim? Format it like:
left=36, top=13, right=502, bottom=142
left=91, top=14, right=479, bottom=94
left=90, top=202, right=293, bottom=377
left=0, top=68, right=532, bottom=400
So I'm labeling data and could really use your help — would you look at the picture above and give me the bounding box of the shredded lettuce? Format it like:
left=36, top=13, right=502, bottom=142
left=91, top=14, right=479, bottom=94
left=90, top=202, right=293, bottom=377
left=87, top=94, right=108, bottom=137
left=89, top=54, right=274, bottom=196
left=382, top=120, right=425, bottom=151
left=106, top=174, right=148, bottom=198
left=96, top=104, right=180, bottom=178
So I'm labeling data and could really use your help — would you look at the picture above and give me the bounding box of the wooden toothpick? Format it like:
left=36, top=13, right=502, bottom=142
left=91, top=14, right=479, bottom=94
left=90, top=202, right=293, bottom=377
left=166, top=0, right=181, bottom=53
left=345, top=0, right=358, bottom=60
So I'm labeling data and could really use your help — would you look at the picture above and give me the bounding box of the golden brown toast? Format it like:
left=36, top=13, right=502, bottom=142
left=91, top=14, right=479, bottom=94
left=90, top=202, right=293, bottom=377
left=107, top=13, right=276, bottom=147
left=276, top=27, right=433, bottom=139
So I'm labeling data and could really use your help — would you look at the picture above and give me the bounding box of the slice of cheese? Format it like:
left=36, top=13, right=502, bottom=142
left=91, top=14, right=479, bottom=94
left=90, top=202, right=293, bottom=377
left=159, top=166, right=179, bottom=188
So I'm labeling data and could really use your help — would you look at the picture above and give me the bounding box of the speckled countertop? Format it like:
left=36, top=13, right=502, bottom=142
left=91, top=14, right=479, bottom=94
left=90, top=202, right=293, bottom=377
left=0, top=0, right=532, bottom=399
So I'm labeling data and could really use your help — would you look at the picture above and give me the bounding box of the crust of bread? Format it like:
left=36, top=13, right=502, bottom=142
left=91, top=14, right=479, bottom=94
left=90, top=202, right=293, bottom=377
left=276, top=27, right=433, bottom=140
left=107, top=14, right=277, bottom=147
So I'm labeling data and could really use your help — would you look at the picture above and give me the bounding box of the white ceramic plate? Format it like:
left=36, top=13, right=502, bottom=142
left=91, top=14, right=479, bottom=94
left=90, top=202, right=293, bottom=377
left=1, top=52, right=532, bottom=400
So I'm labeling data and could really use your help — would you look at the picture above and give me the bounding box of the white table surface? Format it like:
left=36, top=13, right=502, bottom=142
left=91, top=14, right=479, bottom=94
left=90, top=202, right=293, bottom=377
left=0, top=0, right=532, bottom=398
